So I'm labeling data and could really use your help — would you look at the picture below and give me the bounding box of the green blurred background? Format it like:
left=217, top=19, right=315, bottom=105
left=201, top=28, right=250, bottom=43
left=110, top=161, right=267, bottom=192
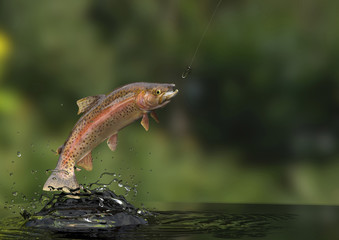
left=1, top=0, right=339, bottom=216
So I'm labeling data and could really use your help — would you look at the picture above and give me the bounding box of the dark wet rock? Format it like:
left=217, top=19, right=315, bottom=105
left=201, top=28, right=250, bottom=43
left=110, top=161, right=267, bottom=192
left=25, top=188, right=147, bottom=231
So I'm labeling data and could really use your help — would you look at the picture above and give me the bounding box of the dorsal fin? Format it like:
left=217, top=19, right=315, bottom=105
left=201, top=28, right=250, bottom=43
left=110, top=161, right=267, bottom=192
left=76, top=95, right=105, bottom=115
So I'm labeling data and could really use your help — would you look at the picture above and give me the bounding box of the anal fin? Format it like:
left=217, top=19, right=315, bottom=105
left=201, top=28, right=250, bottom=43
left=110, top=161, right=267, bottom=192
left=107, top=133, right=118, bottom=151
left=77, top=152, right=93, bottom=171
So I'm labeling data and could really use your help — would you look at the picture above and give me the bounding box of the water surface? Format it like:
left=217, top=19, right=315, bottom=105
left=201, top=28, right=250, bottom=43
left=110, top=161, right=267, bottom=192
left=1, top=202, right=339, bottom=239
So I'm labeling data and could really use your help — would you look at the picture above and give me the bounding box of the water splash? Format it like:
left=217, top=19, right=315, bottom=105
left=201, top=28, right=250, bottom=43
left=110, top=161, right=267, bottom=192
left=5, top=170, right=147, bottom=232
left=25, top=187, right=149, bottom=230
left=45, top=169, right=69, bottom=175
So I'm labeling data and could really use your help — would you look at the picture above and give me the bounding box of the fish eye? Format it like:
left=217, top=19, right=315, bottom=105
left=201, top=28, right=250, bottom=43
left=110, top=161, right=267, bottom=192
left=155, top=89, right=161, bottom=95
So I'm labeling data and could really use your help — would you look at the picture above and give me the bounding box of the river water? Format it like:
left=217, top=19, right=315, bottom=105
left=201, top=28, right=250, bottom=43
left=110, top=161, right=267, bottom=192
left=1, top=193, right=339, bottom=240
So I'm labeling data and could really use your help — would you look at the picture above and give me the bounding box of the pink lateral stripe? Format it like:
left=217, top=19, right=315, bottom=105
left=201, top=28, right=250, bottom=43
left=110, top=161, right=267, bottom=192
left=62, top=96, right=135, bottom=165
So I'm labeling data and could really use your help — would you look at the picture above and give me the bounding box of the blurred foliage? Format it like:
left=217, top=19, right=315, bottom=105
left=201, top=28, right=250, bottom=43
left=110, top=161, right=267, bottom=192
left=1, top=0, right=339, bottom=217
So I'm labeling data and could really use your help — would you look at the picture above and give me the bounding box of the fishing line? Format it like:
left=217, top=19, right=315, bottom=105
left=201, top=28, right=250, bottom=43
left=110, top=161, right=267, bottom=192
left=182, top=0, right=223, bottom=79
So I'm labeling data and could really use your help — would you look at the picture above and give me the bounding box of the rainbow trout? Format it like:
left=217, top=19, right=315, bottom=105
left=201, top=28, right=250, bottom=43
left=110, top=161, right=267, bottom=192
left=43, top=82, right=178, bottom=192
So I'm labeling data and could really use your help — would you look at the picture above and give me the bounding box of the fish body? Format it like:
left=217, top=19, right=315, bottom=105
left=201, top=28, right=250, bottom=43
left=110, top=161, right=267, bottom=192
left=43, top=82, right=178, bottom=192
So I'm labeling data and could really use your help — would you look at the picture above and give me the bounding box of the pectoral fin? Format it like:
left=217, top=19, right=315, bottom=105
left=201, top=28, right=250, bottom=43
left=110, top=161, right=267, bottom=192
left=150, top=111, right=159, bottom=123
left=77, top=152, right=93, bottom=171
left=76, top=95, right=105, bottom=115
left=141, top=113, right=149, bottom=131
left=107, top=133, right=118, bottom=151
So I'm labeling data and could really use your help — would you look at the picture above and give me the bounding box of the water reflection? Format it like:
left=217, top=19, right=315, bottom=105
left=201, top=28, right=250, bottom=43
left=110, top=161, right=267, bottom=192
left=2, top=201, right=339, bottom=239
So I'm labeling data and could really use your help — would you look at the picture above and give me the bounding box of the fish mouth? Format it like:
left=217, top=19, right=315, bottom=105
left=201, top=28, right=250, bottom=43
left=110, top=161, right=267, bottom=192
left=159, top=88, right=179, bottom=105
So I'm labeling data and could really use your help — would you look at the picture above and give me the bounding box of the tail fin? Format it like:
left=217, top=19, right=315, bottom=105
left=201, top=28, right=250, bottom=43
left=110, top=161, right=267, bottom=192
left=43, top=169, right=79, bottom=193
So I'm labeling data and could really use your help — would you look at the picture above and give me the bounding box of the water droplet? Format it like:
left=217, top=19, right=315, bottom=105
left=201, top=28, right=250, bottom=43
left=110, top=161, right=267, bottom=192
left=17, top=151, right=21, bottom=157
left=9, top=172, right=13, bottom=176
left=12, top=192, right=18, bottom=197
left=31, top=170, right=37, bottom=174
left=112, top=198, right=123, bottom=205
left=98, top=197, right=104, bottom=207
left=182, top=66, right=192, bottom=79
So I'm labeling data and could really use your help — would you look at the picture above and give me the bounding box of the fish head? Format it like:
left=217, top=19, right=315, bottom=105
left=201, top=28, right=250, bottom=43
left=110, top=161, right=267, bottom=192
left=136, top=83, right=179, bottom=111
